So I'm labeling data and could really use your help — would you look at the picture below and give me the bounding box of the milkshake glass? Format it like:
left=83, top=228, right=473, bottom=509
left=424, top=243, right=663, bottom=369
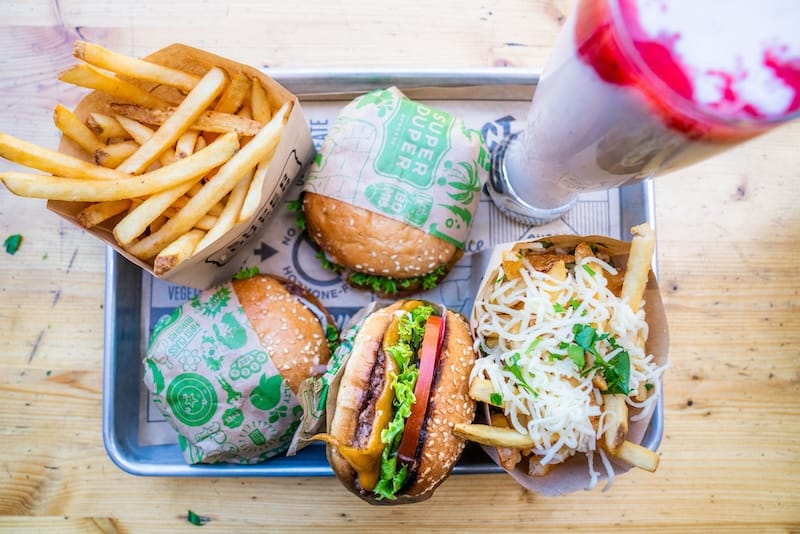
left=489, top=0, right=800, bottom=225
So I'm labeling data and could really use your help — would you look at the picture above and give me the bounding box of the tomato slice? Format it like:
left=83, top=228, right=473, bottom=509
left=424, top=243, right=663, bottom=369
left=397, top=313, right=446, bottom=466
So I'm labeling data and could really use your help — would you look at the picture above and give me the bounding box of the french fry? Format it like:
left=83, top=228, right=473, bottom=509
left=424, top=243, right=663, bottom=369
left=468, top=377, right=498, bottom=405
left=214, top=72, right=251, bottom=115
left=193, top=169, right=253, bottom=253
left=86, top=113, right=129, bottom=141
left=0, top=132, right=128, bottom=180
left=203, top=73, right=252, bottom=145
left=73, top=40, right=200, bottom=93
left=53, top=103, right=101, bottom=154
left=110, top=103, right=263, bottom=137
left=171, top=194, right=224, bottom=217
left=115, top=67, right=228, bottom=174
left=250, top=77, right=272, bottom=124
left=113, top=180, right=199, bottom=246
left=54, top=104, right=140, bottom=167
left=126, top=102, right=290, bottom=260
left=0, top=132, right=238, bottom=201
left=602, top=394, right=629, bottom=452
left=621, top=222, right=656, bottom=313
left=153, top=229, right=206, bottom=276
left=95, top=142, right=139, bottom=168
left=113, top=115, right=176, bottom=167
left=489, top=413, right=524, bottom=472
left=76, top=199, right=132, bottom=228
left=607, top=440, right=660, bottom=472
left=238, top=157, right=268, bottom=222
left=453, top=423, right=535, bottom=449
left=162, top=208, right=217, bottom=231
left=175, top=131, right=200, bottom=159
left=149, top=214, right=168, bottom=234
left=58, top=63, right=173, bottom=108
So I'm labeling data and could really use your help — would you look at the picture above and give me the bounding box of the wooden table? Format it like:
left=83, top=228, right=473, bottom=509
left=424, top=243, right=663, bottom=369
left=1, top=1, right=798, bottom=531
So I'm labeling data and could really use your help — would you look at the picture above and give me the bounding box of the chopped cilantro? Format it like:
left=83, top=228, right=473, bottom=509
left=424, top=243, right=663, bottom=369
left=569, top=298, right=581, bottom=310
left=574, top=324, right=597, bottom=352
left=567, top=344, right=585, bottom=370
left=582, top=263, right=596, bottom=276
left=645, top=382, right=654, bottom=391
left=539, top=240, right=553, bottom=249
left=489, top=392, right=503, bottom=407
left=4, top=234, right=22, bottom=255
left=553, top=303, right=565, bottom=313
left=187, top=510, right=208, bottom=526
left=526, top=337, right=542, bottom=354
left=571, top=324, right=630, bottom=394
left=503, top=352, right=538, bottom=397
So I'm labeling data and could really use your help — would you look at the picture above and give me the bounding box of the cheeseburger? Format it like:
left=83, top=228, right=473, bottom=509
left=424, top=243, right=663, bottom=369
left=314, top=300, right=477, bottom=504
left=298, top=86, right=489, bottom=297
left=144, top=272, right=337, bottom=464
left=301, top=192, right=462, bottom=296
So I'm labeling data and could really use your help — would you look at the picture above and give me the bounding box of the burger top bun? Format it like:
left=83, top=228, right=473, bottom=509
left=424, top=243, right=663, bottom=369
left=233, top=274, right=332, bottom=394
left=303, top=192, right=457, bottom=279
left=326, top=302, right=477, bottom=504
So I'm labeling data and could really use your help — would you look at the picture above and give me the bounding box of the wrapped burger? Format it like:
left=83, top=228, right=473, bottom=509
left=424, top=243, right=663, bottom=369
left=143, top=272, right=337, bottom=464
left=300, top=87, right=490, bottom=296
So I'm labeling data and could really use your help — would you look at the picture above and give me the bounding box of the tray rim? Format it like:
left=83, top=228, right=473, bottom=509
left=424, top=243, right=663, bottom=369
left=102, top=68, right=662, bottom=478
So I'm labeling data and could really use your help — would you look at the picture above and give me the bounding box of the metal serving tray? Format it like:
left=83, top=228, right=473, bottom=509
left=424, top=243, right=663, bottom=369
left=102, top=70, right=663, bottom=477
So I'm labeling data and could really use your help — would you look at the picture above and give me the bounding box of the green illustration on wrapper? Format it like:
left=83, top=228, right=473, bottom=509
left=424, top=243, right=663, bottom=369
left=250, top=374, right=284, bottom=411
left=229, top=350, right=269, bottom=380
left=364, top=183, right=432, bottom=227
left=216, top=375, right=242, bottom=403
left=201, top=334, right=223, bottom=371
left=190, top=286, right=231, bottom=318
left=145, top=358, right=165, bottom=395
left=222, top=407, right=244, bottom=429
left=355, top=88, right=396, bottom=117
left=167, top=373, right=218, bottom=427
left=148, top=306, right=182, bottom=351
left=374, top=96, right=454, bottom=189
left=213, top=312, right=248, bottom=349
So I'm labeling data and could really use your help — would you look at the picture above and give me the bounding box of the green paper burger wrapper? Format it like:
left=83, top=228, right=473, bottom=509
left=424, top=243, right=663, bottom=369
left=303, top=87, right=490, bottom=250
left=144, top=282, right=301, bottom=464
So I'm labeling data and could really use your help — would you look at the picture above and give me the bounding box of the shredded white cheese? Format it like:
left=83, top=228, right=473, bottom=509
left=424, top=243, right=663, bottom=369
left=471, top=252, right=662, bottom=488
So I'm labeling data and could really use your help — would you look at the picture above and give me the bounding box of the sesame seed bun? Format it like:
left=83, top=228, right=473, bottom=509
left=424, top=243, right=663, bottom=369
left=232, top=274, right=333, bottom=394
left=303, top=192, right=459, bottom=280
left=325, top=302, right=477, bottom=504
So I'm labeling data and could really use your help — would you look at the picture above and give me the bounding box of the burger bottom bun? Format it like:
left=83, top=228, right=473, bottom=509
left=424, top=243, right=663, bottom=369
left=232, top=274, right=331, bottom=394
left=327, top=305, right=477, bottom=504
left=303, top=192, right=458, bottom=279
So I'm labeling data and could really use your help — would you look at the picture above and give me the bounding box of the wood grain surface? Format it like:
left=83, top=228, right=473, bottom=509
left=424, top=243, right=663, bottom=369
left=1, top=0, right=798, bottom=532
